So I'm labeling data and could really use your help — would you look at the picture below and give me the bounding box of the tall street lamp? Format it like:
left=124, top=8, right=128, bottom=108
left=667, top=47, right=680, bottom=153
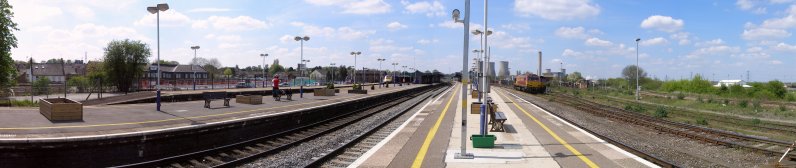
left=190, top=45, right=199, bottom=90
left=260, top=53, right=268, bottom=88
left=295, top=36, right=310, bottom=98
left=635, top=38, right=641, bottom=100
left=147, top=3, right=168, bottom=111
left=377, top=58, right=385, bottom=87
left=391, top=62, right=398, bottom=86
left=351, top=51, right=361, bottom=84
left=330, top=63, right=336, bottom=84
left=452, top=2, right=474, bottom=159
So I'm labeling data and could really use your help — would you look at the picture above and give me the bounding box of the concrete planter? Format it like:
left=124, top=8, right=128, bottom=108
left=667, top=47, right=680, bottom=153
left=347, top=89, right=368, bottom=94
left=471, top=90, right=479, bottom=98
left=39, top=98, right=83, bottom=121
left=314, top=88, right=336, bottom=96
left=235, top=95, right=262, bottom=105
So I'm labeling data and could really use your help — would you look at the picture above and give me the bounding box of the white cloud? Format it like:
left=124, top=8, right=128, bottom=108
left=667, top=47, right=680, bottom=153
left=695, top=38, right=725, bottom=47
left=773, top=42, right=796, bottom=52
left=640, top=37, right=668, bottom=46
left=741, top=27, right=791, bottom=40
left=437, top=20, right=462, bottom=28
left=306, top=0, right=391, bottom=15
left=585, top=37, right=613, bottom=47
left=369, top=38, right=413, bottom=54
left=640, top=15, right=684, bottom=33
left=562, top=49, right=593, bottom=60
left=195, top=16, right=271, bottom=31
left=555, top=26, right=587, bottom=39
left=669, top=32, right=691, bottom=45
left=205, top=34, right=242, bottom=42
left=294, top=23, right=374, bottom=41
left=759, top=5, right=796, bottom=29
left=501, top=23, right=530, bottom=31
left=686, top=45, right=741, bottom=59
left=404, top=1, right=445, bottom=17
left=279, top=35, right=294, bottom=43
left=736, top=0, right=767, bottom=14
left=771, top=60, right=783, bottom=64
left=134, top=10, right=192, bottom=27
left=417, top=39, right=439, bottom=45
left=514, top=0, right=600, bottom=20
left=386, top=21, right=408, bottom=30
left=68, top=5, right=95, bottom=19
left=11, top=23, right=150, bottom=62
left=188, top=8, right=232, bottom=13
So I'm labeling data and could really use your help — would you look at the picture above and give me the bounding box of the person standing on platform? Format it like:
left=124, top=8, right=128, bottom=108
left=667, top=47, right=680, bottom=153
left=272, top=75, right=280, bottom=100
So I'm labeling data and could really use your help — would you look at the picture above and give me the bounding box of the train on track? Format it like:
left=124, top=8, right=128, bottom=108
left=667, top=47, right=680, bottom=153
left=513, top=73, right=547, bottom=94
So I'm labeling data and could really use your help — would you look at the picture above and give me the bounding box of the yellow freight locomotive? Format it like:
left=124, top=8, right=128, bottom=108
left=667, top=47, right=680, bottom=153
left=514, top=73, right=547, bottom=94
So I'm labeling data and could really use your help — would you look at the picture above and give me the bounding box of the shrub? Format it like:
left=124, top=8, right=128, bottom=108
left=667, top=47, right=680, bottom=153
left=10, top=99, right=38, bottom=107
left=723, top=99, right=729, bottom=105
left=752, top=100, right=761, bottom=109
left=351, top=83, right=362, bottom=90
left=739, top=100, right=748, bottom=108
left=32, top=78, right=50, bottom=95
left=624, top=104, right=646, bottom=113
left=751, top=118, right=761, bottom=125
left=676, top=93, right=685, bottom=100
left=654, top=106, right=668, bottom=118
left=787, top=93, right=796, bottom=102
left=325, top=82, right=335, bottom=89
left=706, top=98, right=714, bottom=104
left=780, top=105, right=788, bottom=112
left=697, top=97, right=703, bottom=103
left=696, top=117, right=708, bottom=125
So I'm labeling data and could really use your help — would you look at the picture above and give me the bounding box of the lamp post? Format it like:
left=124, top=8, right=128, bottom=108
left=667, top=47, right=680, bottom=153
left=260, top=53, right=268, bottom=88
left=294, top=36, right=310, bottom=98
left=330, top=63, right=336, bottom=84
left=402, top=65, right=407, bottom=82
left=302, top=59, right=310, bottom=86
left=452, top=2, right=474, bottom=159
left=190, top=45, right=199, bottom=90
left=147, top=3, right=169, bottom=111
left=350, top=51, right=361, bottom=84
left=377, top=58, right=385, bottom=87
left=391, top=63, right=398, bottom=86
left=635, top=38, right=641, bottom=100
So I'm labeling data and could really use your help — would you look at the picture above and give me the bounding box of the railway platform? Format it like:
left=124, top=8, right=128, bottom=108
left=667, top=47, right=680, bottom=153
left=352, top=84, right=659, bottom=167
left=0, top=84, right=423, bottom=140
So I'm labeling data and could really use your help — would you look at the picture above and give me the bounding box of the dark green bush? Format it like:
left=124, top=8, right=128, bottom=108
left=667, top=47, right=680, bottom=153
left=624, top=104, right=646, bottom=113
left=751, top=118, right=761, bottom=125
left=696, top=117, right=708, bottom=125
left=676, top=93, right=685, bottom=100
left=654, top=106, right=668, bottom=118
left=780, top=105, right=788, bottom=112
left=739, top=100, right=748, bottom=108
left=752, top=100, right=761, bottom=109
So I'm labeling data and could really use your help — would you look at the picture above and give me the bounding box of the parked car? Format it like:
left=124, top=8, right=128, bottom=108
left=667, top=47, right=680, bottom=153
left=235, top=82, right=253, bottom=88
left=279, top=82, right=289, bottom=87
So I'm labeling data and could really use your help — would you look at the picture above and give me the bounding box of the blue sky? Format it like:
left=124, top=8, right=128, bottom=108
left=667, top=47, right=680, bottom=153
left=8, top=0, right=796, bottom=82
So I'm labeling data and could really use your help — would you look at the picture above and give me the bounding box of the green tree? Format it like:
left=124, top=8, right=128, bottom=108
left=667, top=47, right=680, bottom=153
left=621, top=65, right=647, bottom=90
left=103, top=39, right=151, bottom=93
left=269, top=63, right=284, bottom=75
left=0, top=0, right=19, bottom=90
left=223, top=68, right=233, bottom=78
left=32, top=77, right=50, bottom=95
left=67, top=76, right=89, bottom=92
left=567, top=71, right=584, bottom=82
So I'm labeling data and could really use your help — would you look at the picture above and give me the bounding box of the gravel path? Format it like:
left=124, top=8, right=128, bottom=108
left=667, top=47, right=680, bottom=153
left=503, top=88, right=779, bottom=168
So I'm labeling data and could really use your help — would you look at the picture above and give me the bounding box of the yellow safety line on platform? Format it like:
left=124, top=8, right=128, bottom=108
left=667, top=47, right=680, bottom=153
left=0, top=87, right=409, bottom=130
left=496, top=88, right=599, bottom=168
left=412, top=84, right=459, bottom=168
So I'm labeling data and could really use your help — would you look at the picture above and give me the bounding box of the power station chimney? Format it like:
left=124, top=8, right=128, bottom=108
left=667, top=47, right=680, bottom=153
left=537, top=51, right=542, bottom=77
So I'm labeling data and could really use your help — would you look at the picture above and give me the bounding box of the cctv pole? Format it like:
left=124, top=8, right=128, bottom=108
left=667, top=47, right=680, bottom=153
left=635, top=38, right=640, bottom=100
left=156, top=9, right=161, bottom=111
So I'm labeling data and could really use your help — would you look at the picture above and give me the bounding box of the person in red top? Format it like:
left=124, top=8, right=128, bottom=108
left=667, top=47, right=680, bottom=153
left=272, top=75, right=280, bottom=99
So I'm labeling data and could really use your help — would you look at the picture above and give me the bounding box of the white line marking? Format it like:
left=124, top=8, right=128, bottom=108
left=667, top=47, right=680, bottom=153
left=502, top=88, right=660, bottom=168
left=348, top=84, right=456, bottom=168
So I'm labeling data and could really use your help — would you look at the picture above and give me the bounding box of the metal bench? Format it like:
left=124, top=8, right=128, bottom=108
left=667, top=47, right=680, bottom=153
left=491, top=112, right=507, bottom=132
left=203, top=91, right=230, bottom=108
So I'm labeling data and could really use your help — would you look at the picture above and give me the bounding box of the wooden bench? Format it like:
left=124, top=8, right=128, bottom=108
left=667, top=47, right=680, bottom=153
left=490, top=112, right=507, bottom=132
left=203, top=91, right=230, bottom=108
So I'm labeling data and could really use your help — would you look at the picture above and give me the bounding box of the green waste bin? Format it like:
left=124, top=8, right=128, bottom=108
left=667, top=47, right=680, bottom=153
left=470, top=134, right=496, bottom=148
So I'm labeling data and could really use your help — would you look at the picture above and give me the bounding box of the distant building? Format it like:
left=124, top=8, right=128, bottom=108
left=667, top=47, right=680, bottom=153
left=715, top=80, right=751, bottom=88
left=17, top=63, right=85, bottom=84
left=542, top=68, right=566, bottom=79
left=142, top=64, right=208, bottom=88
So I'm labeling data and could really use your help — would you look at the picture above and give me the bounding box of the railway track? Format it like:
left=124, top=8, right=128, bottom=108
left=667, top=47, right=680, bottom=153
left=597, top=95, right=796, bottom=136
left=536, top=91, right=796, bottom=163
left=114, top=85, right=448, bottom=168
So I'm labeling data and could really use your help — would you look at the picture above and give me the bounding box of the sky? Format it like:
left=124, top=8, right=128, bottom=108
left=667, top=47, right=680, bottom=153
left=7, top=0, right=796, bottom=82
